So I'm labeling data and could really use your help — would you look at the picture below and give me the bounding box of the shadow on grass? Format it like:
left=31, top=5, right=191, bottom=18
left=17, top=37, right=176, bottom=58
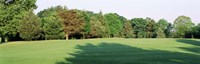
left=176, top=39, right=200, bottom=46
left=176, top=39, right=200, bottom=54
left=179, top=47, right=200, bottom=54
left=56, top=43, right=200, bottom=64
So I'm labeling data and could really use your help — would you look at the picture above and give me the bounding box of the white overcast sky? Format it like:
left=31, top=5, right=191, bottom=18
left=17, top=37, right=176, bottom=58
left=34, top=0, right=200, bottom=24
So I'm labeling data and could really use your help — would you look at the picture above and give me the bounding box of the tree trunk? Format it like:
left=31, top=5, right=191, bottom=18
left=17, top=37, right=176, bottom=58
left=83, top=33, right=85, bottom=39
left=65, top=34, right=68, bottom=40
left=1, top=35, right=5, bottom=43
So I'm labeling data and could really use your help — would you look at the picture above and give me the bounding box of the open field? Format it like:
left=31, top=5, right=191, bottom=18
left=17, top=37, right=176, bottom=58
left=0, top=38, right=200, bottom=64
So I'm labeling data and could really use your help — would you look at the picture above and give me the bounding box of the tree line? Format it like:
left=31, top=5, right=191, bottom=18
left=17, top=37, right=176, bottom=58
left=1, top=0, right=200, bottom=43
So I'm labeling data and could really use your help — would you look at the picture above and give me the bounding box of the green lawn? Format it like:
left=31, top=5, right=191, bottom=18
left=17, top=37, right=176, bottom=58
left=0, top=38, right=200, bottom=64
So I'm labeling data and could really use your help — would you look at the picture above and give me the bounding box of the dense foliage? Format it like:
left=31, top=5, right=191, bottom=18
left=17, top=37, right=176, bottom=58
left=0, top=0, right=37, bottom=42
left=173, top=16, right=194, bottom=38
left=18, top=11, right=42, bottom=40
left=58, top=9, right=85, bottom=40
left=37, top=6, right=65, bottom=40
left=1, top=1, right=200, bottom=43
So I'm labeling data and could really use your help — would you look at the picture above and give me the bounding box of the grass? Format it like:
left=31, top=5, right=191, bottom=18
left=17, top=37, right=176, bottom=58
left=0, top=38, right=200, bottom=64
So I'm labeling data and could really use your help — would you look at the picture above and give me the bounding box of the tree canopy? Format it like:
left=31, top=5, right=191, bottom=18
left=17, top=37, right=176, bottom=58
left=0, top=0, right=37, bottom=43
left=173, top=16, right=194, bottom=38
left=58, top=9, right=85, bottom=40
left=1, top=4, right=200, bottom=42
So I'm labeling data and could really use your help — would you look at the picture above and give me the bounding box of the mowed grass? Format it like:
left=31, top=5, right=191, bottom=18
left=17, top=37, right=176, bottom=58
left=0, top=38, right=200, bottom=64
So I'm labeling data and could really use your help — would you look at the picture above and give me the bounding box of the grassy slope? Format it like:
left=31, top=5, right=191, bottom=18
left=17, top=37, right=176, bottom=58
left=0, top=38, right=200, bottom=64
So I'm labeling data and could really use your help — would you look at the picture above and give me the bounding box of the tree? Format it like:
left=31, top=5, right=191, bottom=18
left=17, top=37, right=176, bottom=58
left=157, top=19, right=169, bottom=30
left=156, top=19, right=169, bottom=38
left=165, top=23, right=173, bottom=38
left=96, top=12, right=110, bottom=38
left=37, top=6, right=65, bottom=40
left=89, top=15, right=102, bottom=38
left=87, top=12, right=109, bottom=38
left=121, top=20, right=135, bottom=38
left=80, top=11, right=110, bottom=38
left=173, top=16, right=194, bottom=38
left=42, top=13, right=64, bottom=40
left=192, top=23, right=200, bottom=38
left=137, top=32, right=146, bottom=38
left=145, top=18, right=156, bottom=38
left=0, top=0, right=37, bottom=43
left=17, top=11, right=42, bottom=40
left=156, top=27, right=166, bottom=38
left=131, top=18, right=147, bottom=38
left=104, top=13, right=123, bottom=37
left=79, top=11, right=93, bottom=38
left=58, top=9, right=85, bottom=40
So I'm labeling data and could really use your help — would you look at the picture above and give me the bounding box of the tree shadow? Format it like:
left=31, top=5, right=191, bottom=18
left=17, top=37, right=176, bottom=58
left=56, top=43, right=200, bottom=64
left=176, top=39, right=200, bottom=46
left=176, top=39, right=200, bottom=55
left=179, top=47, right=200, bottom=54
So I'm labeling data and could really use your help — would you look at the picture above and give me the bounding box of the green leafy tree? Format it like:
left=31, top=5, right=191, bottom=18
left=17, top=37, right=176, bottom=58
left=137, top=32, right=146, bottom=38
left=96, top=12, right=110, bottom=38
left=131, top=18, right=147, bottom=38
left=79, top=11, right=93, bottom=38
left=165, top=23, right=173, bottom=38
left=157, top=19, right=169, bottom=30
left=173, top=16, right=194, bottom=38
left=192, top=23, right=200, bottom=38
left=37, top=6, right=65, bottom=40
left=80, top=11, right=110, bottom=38
left=89, top=15, right=102, bottom=38
left=156, top=19, right=169, bottom=38
left=17, top=11, right=42, bottom=40
left=121, top=20, right=135, bottom=38
left=88, top=12, right=110, bottom=38
left=42, top=13, right=64, bottom=40
left=156, top=27, right=166, bottom=38
left=104, top=13, right=123, bottom=37
left=0, top=0, right=37, bottom=42
left=145, top=18, right=156, bottom=38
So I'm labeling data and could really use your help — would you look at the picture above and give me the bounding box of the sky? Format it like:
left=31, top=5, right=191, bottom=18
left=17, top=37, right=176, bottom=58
left=35, top=0, right=200, bottom=24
